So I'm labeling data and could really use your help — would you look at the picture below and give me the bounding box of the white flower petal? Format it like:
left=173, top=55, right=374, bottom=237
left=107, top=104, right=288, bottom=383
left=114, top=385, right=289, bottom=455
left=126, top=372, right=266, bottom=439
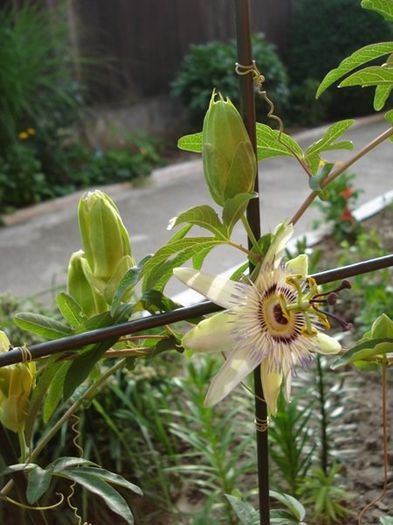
left=263, top=221, right=293, bottom=269
left=313, top=332, right=341, bottom=354
left=286, top=254, right=308, bottom=277
left=204, top=346, right=263, bottom=406
left=173, top=268, right=248, bottom=308
left=260, top=361, right=282, bottom=416
left=284, top=370, right=292, bottom=403
left=182, top=311, right=234, bottom=353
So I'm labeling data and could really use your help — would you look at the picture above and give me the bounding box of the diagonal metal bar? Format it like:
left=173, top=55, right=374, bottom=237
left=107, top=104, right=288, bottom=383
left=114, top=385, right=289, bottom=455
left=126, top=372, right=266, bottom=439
left=1, top=254, right=393, bottom=369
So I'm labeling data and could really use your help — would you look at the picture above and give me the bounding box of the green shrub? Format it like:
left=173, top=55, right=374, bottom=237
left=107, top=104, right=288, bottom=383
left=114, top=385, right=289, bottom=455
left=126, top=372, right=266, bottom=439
left=171, top=33, right=289, bottom=126
left=286, top=0, right=393, bottom=122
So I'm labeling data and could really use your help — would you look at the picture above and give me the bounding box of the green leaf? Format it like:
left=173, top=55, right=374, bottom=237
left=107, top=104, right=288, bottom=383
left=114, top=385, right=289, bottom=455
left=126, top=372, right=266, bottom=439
left=43, top=361, right=72, bottom=422
left=110, top=258, right=147, bottom=315
left=14, top=313, right=72, bottom=340
left=142, top=237, right=225, bottom=292
left=225, top=495, right=260, bottom=525
left=385, top=108, right=393, bottom=124
left=65, top=466, right=142, bottom=496
left=380, top=516, right=393, bottom=525
left=192, top=244, right=215, bottom=270
left=56, top=292, right=85, bottom=329
left=229, top=261, right=249, bottom=281
left=256, top=123, right=303, bottom=160
left=374, top=83, right=393, bottom=110
left=141, top=290, right=181, bottom=313
left=361, top=0, right=393, bottom=21
left=339, top=66, right=393, bottom=87
left=27, top=466, right=52, bottom=504
left=371, top=313, right=393, bottom=338
left=59, top=470, right=134, bottom=524
left=168, top=205, right=228, bottom=239
left=305, top=120, right=354, bottom=173
left=26, top=357, right=61, bottom=438
left=168, top=224, right=193, bottom=243
left=0, top=463, right=37, bottom=476
left=332, top=337, right=393, bottom=368
left=63, top=338, right=118, bottom=400
left=222, top=192, right=258, bottom=233
left=317, top=42, right=393, bottom=97
left=270, top=490, right=306, bottom=521
left=177, top=132, right=202, bottom=153
left=49, top=457, right=95, bottom=472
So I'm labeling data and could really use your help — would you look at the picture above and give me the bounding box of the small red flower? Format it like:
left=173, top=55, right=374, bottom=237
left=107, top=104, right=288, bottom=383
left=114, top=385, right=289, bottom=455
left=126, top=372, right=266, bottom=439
left=340, top=207, right=354, bottom=222
left=340, top=187, right=353, bottom=199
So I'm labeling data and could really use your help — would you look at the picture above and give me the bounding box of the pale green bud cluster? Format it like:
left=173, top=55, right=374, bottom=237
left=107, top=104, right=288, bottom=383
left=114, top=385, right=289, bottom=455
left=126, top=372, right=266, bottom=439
left=0, top=331, right=35, bottom=433
left=67, top=190, right=135, bottom=316
left=202, top=91, right=256, bottom=206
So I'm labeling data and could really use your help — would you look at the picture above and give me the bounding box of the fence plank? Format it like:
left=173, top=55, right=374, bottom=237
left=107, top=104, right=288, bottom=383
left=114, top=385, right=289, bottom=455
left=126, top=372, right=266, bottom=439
left=74, top=0, right=291, bottom=103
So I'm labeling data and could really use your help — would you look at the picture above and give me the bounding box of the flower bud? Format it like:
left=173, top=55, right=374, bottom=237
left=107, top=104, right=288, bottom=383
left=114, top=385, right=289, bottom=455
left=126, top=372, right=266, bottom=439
left=202, top=91, right=256, bottom=206
left=78, top=190, right=133, bottom=280
left=67, top=250, right=107, bottom=317
left=0, top=331, right=35, bottom=433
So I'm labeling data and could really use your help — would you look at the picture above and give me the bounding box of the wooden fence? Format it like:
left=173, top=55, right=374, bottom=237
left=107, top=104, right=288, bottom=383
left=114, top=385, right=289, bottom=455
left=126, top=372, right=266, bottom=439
left=72, top=0, right=291, bottom=104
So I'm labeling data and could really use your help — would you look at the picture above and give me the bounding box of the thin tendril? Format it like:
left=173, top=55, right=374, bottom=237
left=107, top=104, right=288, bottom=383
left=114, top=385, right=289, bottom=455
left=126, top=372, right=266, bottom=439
left=66, top=414, right=91, bottom=525
left=357, top=361, right=389, bottom=524
left=235, top=60, right=312, bottom=176
left=0, top=492, right=64, bottom=510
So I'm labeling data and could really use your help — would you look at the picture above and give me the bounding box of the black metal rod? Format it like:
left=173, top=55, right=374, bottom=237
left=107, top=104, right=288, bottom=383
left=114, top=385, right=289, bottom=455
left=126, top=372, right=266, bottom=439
left=234, top=1, right=269, bottom=523
left=1, top=254, right=393, bottom=369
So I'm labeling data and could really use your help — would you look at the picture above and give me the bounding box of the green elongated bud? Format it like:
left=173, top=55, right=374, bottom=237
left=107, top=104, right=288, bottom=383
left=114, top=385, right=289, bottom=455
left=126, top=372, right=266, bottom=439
left=67, top=250, right=107, bottom=317
left=202, top=91, right=257, bottom=206
left=78, top=190, right=133, bottom=280
left=0, top=331, right=35, bottom=433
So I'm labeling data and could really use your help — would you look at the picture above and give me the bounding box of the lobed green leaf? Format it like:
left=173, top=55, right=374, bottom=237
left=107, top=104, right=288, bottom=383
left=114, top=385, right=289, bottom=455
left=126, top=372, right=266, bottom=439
left=317, top=42, right=393, bottom=97
left=256, top=123, right=303, bottom=160
left=168, top=205, right=228, bottom=239
left=339, top=65, right=393, bottom=87
left=374, top=83, right=393, bottom=110
left=361, top=0, right=393, bottom=21
left=305, top=120, right=354, bottom=173
left=142, top=237, right=225, bottom=292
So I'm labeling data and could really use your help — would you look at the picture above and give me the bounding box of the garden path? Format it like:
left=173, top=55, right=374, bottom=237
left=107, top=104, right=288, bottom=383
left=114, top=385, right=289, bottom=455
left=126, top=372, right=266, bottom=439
left=0, top=116, right=391, bottom=301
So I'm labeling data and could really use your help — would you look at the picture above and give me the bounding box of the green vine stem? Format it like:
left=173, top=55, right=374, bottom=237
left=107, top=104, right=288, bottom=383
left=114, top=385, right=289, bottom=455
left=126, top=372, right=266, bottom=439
left=291, top=125, right=393, bottom=226
left=0, top=358, right=128, bottom=499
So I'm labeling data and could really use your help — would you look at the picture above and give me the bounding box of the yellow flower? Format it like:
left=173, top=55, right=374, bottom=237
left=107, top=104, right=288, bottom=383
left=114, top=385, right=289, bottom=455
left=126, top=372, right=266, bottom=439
left=18, top=131, right=29, bottom=140
left=0, top=332, right=35, bottom=432
left=174, top=222, right=342, bottom=415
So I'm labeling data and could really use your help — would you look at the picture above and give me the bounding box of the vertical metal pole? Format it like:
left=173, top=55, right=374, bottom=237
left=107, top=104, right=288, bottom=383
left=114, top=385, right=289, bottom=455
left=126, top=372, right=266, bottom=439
left=234, top=1, right=270, bottom=524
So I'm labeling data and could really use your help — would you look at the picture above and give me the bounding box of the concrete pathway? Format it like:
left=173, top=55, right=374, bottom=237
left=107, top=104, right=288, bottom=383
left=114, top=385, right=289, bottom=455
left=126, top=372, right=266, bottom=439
left=0, top=116, right=391, bottom=300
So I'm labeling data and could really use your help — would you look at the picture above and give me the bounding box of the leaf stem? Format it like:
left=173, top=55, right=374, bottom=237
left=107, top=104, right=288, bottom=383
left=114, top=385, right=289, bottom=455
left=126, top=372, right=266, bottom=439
left=291, top=126, right=393, bottom=225
left=241, top=214, right=260, bottom=250
left=227, top=240, right=253, bottom=257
